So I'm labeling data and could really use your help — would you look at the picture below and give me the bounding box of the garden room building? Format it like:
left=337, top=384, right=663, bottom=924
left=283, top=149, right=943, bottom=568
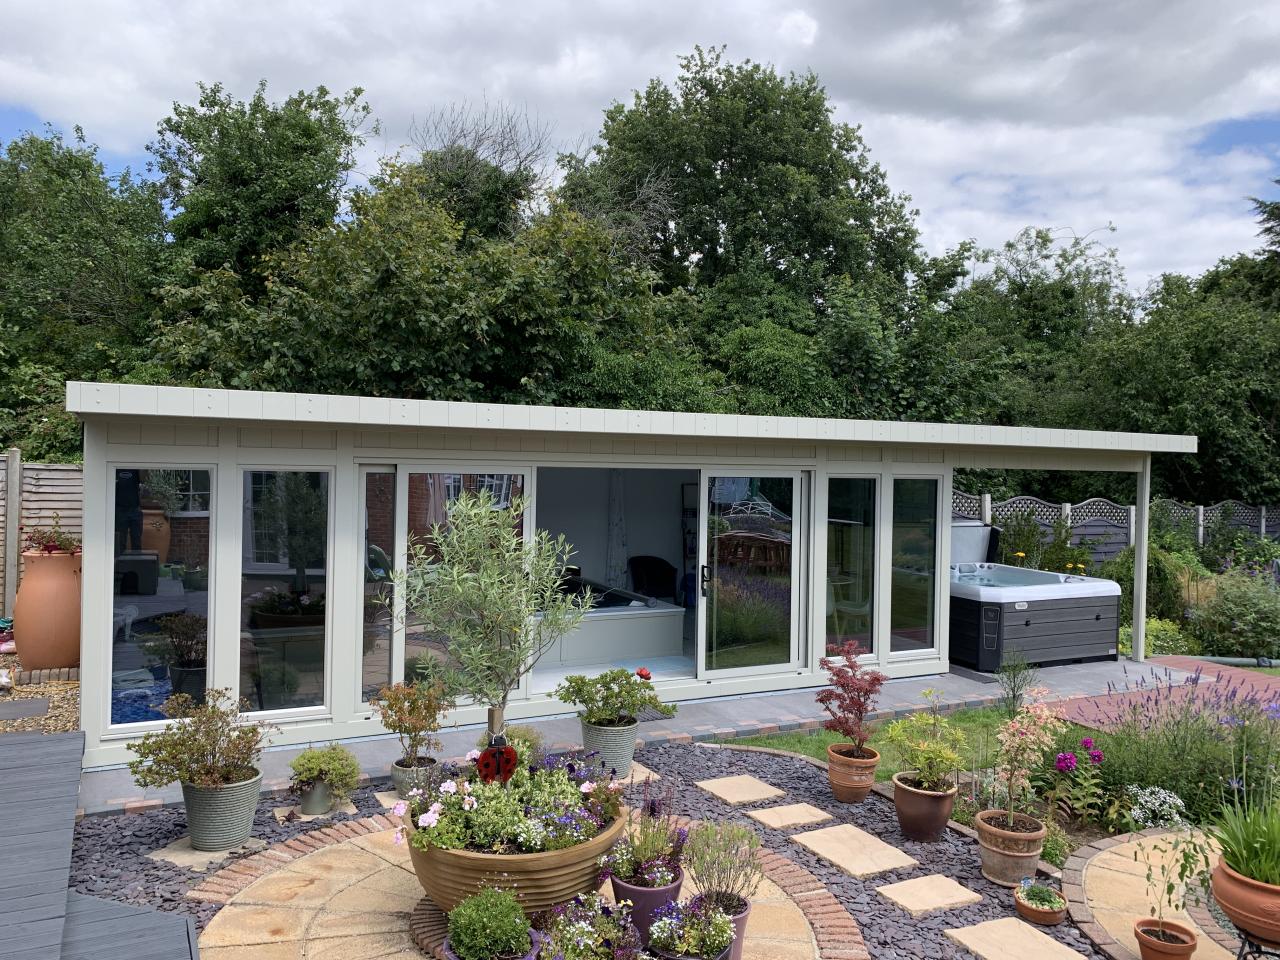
left=67, top=381, right=1196, bottom=770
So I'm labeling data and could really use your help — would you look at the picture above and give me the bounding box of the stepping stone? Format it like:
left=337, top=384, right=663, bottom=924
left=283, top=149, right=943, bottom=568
left=375, top=790, right=404, bottom=811
left=945, top=916, right=1085, bottom=960
left=876, top=874, right=982, bottom=916
left=627, top=761, right=660, bottom=783
left=147, top=835, right=267, bottom=873
left=790, top=823, right=917, bottom=878
left=696, top=775, right=785, bottom=805
left=0, top=697, right=48, bottom=720
left=746, top=803, right=832, bottom=830
left=271, top=800, right=359, bottom=824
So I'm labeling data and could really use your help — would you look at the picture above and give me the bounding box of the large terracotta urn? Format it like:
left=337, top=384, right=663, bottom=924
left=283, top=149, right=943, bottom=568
left=12, top=551, right=81, bottom=670
left=141, top=509, right=171, bottom=565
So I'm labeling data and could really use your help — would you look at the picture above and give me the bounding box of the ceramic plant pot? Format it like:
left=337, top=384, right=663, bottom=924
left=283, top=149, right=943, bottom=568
left=1013, top=891, right=1067, bottom=926
left=1211, top=858, right=1280, bottom=946
left=181, top=770, right=262, bottom=851
left=1133, top=918, right=1198, bottom=960
left=12, top=551, right=81, bottom=670
left=891, top=772, right=956, bottom=842
left=611, top=868, right=683, bottom=944
left=141, top=509, right=171, bottom=565
left=391, top=757, right=437, bottom=798
left=826, top=744, right=879, bottom=803
left=650, top=948, right=731, bottom=960
left=167, top=663, right=207, bottom=703
left=409, top=809, right=627, bottom=913
left=442, top=930, right=544, bottom=960
left=580, top=717, right=640, bottom=777
left=298, top=780, right=333, bottom=816
left=720, top=895, right=751, bottom=960
left=974, top=810, right=1047, bottom=887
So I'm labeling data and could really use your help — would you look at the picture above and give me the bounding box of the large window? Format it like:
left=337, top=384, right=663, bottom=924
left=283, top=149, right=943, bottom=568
left=110, top=467, right=212, bottom=725
left=826, top=478, right=876, bottom=655
left=239, top=470, right=330, bottom=711
left=361, top=470, right=395, bottom=702
left=890, top=478, right=939, bottom=654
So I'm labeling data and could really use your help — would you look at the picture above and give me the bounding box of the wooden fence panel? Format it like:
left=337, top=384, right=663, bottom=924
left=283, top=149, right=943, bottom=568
left=0, top=460, right=85, bottom=617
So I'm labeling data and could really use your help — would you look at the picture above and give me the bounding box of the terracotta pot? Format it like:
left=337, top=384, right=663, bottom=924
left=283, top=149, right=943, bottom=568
left=12, top=551, right=81, bottom=670
left=1133, top=918, right=1198, bottom=960
left=408, top=809, right=627, bottom=913
left=141, top=509, right=171, bottom=565
left=826, top=744, right=879, bottom=803
left=974, top=810, right=1047, bottom=888
left=1013, top=891, right=1066, bottom=926
left=891, top=772, right=956, bottom=842
left=1211, top=858, right=1280, bottom=946
left=612, top=868, right=683, bottom=943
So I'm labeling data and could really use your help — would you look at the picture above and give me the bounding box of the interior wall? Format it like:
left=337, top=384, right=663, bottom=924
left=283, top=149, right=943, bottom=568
left=536, top=467, right=694, bottom=587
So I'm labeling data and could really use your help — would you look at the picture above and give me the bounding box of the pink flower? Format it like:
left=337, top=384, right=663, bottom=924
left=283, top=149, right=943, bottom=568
left=1080, top=737, right=1094, bottom=750
left=580, top=781, right=596, bottom=794
left=418, top=802, right=443, bottom=828
left=1089, top=749, right=1104, bottom=765
left=1055, top=752, right=1077, bottom=773
left=392, top=800, right=407, bottom=817
left=462, top=795, right=477, bottom=811
left=393, top=828, right=405, bottom=845
left=440, top=780, right=457, bottom=795
left=465, top=749, right=482, bottom=763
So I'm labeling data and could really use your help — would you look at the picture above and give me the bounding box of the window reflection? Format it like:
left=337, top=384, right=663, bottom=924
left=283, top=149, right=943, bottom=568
left=890, top=478, right=938, bottom=654
left=826, top=478, right=875, bottom=655
left=362, top=471, right=395, bottom=702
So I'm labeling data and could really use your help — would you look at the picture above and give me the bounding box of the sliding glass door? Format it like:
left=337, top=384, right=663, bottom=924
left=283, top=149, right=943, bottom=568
left=699, top=471, right=802, bottom=675
left=889, top=477, right=940, bottom=655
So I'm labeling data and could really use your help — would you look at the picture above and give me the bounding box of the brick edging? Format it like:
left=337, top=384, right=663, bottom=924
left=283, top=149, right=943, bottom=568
left=1061, top=829, right=1240, bottom=960
left=14, top=666, right=79, bottom=685
left=186, top=813, right=400, bottom=904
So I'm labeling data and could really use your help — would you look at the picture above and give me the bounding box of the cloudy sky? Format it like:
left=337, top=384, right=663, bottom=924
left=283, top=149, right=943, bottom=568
left=2, top=0, right=1278, bottom=287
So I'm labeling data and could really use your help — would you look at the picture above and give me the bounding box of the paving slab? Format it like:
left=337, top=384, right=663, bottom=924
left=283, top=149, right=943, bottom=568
left=696, top=774, right=785, bottom=805
left=270, top=800, right=359, bottom=824
left=790, top=823, right=917, bottom=878
left=944, top=916, right=1087, bottom=960
left=146, top=834, right=266, bottom=872
left=627, top=760, right=660, bottom=783
left=374, top=790, right=402, bottom=811
left=745, top=802, right=833, bottom=830
left=875, top=873, right=982, bottom=916
left=0, top=696, right=49, bottom=719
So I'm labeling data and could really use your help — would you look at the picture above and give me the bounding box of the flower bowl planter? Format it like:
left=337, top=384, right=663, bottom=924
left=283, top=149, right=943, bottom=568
left=891, top=772, right=956, bottom=842
left=1211, top=858, right=1280, bottom=946
left=298, top=781, right=333, bottom=816
left=580, top=717, right=640, bottom=777
left=611, top=868, right=683, bottom=943
left=651, top=948, right=731, bottom=960
left=826, top=744, right=879, bottom=803
left=181, top=770, right=262, bottom=851
left=442, top=930, right=544, bottom=960
left=408, top=810, right=628, bottom=913
left=391, top=757, right=437, bottom=798
left=974, top=810, right=1047, bottom=887
left=1133, top=918, right=1198, bottom=960
left=1013, top=892, right=1066, bottom=926
left=12, top=550, right=81, bottom=670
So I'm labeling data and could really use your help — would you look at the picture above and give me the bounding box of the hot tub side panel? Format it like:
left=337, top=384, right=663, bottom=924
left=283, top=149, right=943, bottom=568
left=949, top=595, right=1120, bottom=672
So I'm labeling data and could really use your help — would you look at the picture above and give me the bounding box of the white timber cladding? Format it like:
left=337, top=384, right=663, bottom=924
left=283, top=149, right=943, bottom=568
left=70, top=381, right=1190, bottom=769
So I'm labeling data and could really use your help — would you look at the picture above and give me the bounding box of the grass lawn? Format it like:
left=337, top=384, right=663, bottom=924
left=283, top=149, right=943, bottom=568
left=727, top=707, right=1010, bottom=782
left=1246, top=666, right=1280, bottom=676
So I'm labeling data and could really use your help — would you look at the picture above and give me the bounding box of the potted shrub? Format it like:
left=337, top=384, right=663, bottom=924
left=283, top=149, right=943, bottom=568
left=400, top=753, right=627, bottom=912
left=374, top=680, right=452, bottom=797
left=555, top=667, right=676, bottom=777
left=538, top=893, right=647, bottom=960
left=647, top=898, right=736, bottom=960
left=289, top=743, right=361, bottom=815
left=882, top=693, right=966, bottom=841
left=127, top=689, right=272, bottom=851
left=443, top=887, right=541, bottom=960
left=1133, top=831, right=1212, bottom=959
left=1209, top=801, right=1280, bottom=945
left=599, top=781, right=687, bottom=942
left=1013, top=880, right=1067, bottom=926
left=815, top=640, right=886, bottom=803
left=142, top=613, right=207, bottom=703
left=685, top=822, right=762, bottom=960
left=12, top=516, right=82, bottom=671
left=975, top=698, right=1064, bottom=886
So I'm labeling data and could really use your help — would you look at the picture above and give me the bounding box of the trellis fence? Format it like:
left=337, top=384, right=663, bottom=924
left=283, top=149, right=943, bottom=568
left=952, top=490, right=1280, bottom=565
left=1, top=449, right=84, bottom=618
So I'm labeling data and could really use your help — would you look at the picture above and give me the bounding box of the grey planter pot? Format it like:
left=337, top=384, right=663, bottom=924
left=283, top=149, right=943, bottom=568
left=181, top=770, right=262, bottom=851
left=580, top=718, right=639, bottom=777
left=298, top=780, right=333, bottom=816
left=391, top=757, right=436, bottom=798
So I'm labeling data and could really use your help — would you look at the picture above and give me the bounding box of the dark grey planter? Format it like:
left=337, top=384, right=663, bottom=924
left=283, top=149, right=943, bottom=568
left=181, top=770, right=262, bottom=851
left=298, top=780, right=333, bottom=816
left=580, top=718, right=639, bottom=777
left=167, top=663, right=206, bottom=703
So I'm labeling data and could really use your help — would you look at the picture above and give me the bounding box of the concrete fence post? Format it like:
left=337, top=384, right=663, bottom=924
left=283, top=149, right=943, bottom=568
left=1196, top=505, right=1205, bottom=546
left=1061, top=502, right=1071, bottom=524
left=1260, top=505, right=1267, bottom=539
left=980, top=493, right=992, bottom=526
left=3, top=446, right=19, bottom=617
left=1128, top=505, right=1136, bottom=546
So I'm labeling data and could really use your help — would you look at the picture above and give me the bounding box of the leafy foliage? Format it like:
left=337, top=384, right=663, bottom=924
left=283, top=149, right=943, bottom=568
left=1211, top=801, right=1280, bottom=886
left=648, top=898, right=735, bottom=960
left=289, top=743, right=361, bottom=801
left=446, top=887, right=530, bottom=960
left=127, top=689, right=271, bottom=788
left=373, top=681, right=452, bottom=767
left=1185, top=570, right=1280, bottom=660
left=883, top=692, right=967, bottom=792
left=815, top=641, right=886, bottom=753
left=555, top=668, right=676, bottom=727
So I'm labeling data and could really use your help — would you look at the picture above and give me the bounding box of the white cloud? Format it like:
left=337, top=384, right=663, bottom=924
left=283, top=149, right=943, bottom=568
left=1, top=0, right=1276, bottom=286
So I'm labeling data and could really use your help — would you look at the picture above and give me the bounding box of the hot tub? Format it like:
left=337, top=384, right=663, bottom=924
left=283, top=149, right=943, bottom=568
left=948, top=562, right=1120, bottom=671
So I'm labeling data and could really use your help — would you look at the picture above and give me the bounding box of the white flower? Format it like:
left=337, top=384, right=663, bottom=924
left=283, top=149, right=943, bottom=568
left=465, top=749, right=482, bottom=763
left=579, top=781, right=595, bottom=794
left=440, top=780, right=458, bottom=795
left=392, top=800, right=407, bottom=817
left=462, top=795, right=477, bottom=811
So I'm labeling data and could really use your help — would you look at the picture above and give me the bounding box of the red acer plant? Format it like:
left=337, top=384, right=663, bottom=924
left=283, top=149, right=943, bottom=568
left=815, top=641, right=886, bottom=757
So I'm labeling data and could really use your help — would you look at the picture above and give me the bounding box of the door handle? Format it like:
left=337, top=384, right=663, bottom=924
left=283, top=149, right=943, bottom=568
left=700, top=565, right=711, bottom=597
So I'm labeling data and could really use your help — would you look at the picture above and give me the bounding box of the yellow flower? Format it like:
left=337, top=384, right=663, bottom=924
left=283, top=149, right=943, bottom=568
left=1014, top=551, right=1026, bottom=558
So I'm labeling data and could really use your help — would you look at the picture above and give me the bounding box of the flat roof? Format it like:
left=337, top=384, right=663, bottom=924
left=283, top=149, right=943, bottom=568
left=66, top=381, right=1197, bottom=455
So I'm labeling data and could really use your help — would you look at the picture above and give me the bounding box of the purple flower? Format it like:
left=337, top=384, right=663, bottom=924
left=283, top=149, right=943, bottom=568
left=1055, top=752, right=1077, bottom=772
left=1088, top=749, right=1104, bottom=765
left=1080, top=737, right=1094, bottom=750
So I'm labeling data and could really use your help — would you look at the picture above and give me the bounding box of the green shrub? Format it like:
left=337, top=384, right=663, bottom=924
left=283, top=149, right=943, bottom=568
left=1186, top=570, right=1280, bottom=659
left=289, top=743, right=361, bottom=802
left=555, top=668, right=675, bottom=726
left=475, top=724, right=546, bottom=766
left=446, top=887, right=530, bottom=960
left=128, top=689, right=271, bottom=788
left=1211, top=802, right=1280, bottom=886
left=1099, top=545, right=1184, bottom=626
left=1118, top=618, right=1198, bottom=657
left=1039, top=819, right=1071, bottom=868
left=882, top=704, right=966, bottom=792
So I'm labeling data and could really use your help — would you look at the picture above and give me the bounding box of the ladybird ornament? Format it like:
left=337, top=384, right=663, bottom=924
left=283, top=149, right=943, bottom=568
left=476, top=736, right=519, bottom=785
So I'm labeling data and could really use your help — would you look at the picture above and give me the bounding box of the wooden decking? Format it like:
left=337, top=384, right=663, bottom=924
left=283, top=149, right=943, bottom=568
left=0, top=731, right=197, bottom=960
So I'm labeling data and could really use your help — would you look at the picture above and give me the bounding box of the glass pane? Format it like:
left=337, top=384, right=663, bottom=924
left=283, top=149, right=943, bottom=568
left=826, top=478, right=875, bottom=656
left=403, top=473, right=525, bottom=682
left=705, top=475, right=794, bottom=670
left=111, top=468, right=212, bottom=724
left=361, top=471, right=395, bottom=702
left=240, top=471, right=329, bottom=710
left=890, top=478, right=938, bottom=654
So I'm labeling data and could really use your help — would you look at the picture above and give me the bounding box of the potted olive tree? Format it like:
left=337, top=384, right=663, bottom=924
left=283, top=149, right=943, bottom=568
left=127, top=689, right=272, bottom=851
left=443, top=887, right=542, bottom=960
left=815, top=640, right=886, bottom=803
left=882, top=692, right=966, bottom=842
left=289, top=743, right=361, bottom=815
left=555, top=667, right=675, bottom=776
left=686, top=822, right=762, bottom=960
left=374, top=680, right=452, bottom=798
